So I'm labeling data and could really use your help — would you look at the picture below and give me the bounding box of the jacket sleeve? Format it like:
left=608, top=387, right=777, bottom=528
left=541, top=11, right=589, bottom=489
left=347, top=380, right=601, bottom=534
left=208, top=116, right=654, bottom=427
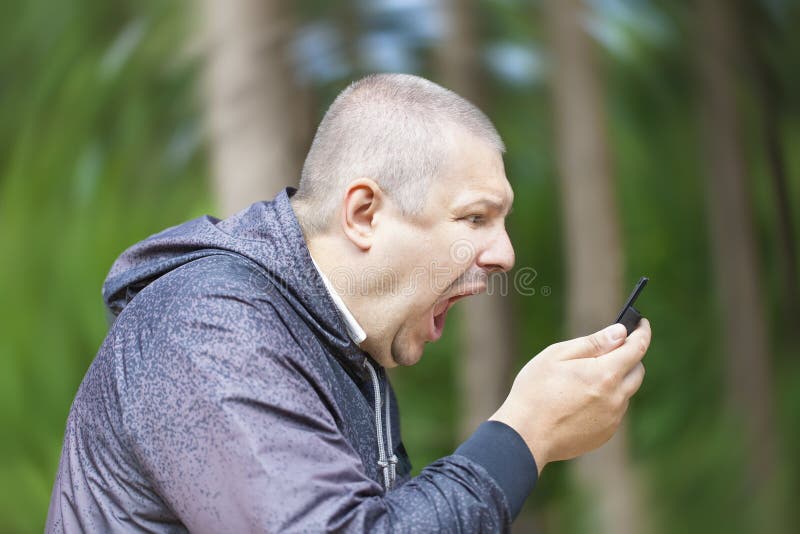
left=123, top=280, right=537, bottom=533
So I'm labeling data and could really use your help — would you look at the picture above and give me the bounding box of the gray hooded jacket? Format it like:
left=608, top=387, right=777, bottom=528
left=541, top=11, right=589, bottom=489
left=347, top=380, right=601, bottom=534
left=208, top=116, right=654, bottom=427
left=46, top=188, right=537, bottom=533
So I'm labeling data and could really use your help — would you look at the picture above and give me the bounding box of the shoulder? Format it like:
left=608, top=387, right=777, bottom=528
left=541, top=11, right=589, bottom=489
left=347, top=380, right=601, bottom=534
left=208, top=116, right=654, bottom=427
left=117, top=253, right=282, bottom=327
left=110, top=253, right=306, bottom=388
left=114, top=254, right=316, bottom=422
left=155, top=252, right=270, bottom=301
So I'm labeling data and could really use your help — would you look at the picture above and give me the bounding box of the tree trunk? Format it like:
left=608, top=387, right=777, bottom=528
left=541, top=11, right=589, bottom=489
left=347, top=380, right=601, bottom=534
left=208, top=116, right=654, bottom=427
left=545, top=1, right=646, bottom=533
left=435, top=0, right=513, bottom=443
left=760, top=80, right=800, bottom=330
left=338, top=0, right=363, bottom=78
left=696, top=0, right=780, bottom=501
left=200, top=0, right=308, bottom=216
left=744, top=5, right=800, bottom=331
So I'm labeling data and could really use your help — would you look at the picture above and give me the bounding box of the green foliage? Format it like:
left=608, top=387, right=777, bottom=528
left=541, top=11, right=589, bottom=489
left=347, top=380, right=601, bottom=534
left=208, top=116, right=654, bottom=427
left=0, top=1, right=209, bottom=531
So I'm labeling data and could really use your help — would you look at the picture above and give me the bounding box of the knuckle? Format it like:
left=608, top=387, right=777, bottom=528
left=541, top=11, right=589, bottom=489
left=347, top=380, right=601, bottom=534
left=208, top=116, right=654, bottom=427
left=588, top=385, right=604, bottom=401
left=587, top=335, right=603, bottom=355
left=610, top=399, right=628, bottom=425
left=606, top=391, right=623, bottom=414
left=600, top=369, right=617, bottom=390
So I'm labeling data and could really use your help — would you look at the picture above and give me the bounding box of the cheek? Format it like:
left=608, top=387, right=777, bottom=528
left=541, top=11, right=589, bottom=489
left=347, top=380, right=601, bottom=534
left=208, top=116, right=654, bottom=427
left=446, top=231, right=480, bottom=267
left=397, top=300, right=431, bottom=339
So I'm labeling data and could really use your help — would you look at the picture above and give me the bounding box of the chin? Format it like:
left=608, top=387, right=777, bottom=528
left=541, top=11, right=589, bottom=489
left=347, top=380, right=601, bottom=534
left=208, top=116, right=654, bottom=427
left=390, top=339, right=425, bottom=367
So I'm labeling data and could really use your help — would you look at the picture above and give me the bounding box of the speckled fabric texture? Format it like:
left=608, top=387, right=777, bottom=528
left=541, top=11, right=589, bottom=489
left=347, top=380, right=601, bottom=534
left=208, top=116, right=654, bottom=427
left=46, top=188, right=533, bottom=533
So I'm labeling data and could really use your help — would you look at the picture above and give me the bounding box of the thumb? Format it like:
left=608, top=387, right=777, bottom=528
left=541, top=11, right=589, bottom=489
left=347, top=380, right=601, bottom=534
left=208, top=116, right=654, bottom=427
left=554, top=323, right=627, bottom=360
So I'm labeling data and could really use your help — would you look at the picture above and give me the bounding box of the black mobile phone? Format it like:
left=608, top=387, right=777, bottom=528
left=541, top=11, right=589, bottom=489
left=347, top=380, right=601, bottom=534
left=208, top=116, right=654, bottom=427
left=614, top=277, right=649, bottom=336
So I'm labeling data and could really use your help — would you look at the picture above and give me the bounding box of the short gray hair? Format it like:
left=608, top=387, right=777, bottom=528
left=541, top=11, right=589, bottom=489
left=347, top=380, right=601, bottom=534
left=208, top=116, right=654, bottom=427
left=293, top=73, right=504, bottom=235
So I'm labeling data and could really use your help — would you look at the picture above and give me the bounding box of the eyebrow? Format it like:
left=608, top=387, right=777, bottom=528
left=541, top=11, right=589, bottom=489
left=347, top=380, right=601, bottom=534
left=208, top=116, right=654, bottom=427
left=457, top=198, right=513, bottom=217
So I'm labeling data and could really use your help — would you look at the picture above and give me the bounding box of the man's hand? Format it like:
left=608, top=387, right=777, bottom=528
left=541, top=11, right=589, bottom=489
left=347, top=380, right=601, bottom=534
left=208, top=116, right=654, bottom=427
left=490, top=320, right=651, bottom=474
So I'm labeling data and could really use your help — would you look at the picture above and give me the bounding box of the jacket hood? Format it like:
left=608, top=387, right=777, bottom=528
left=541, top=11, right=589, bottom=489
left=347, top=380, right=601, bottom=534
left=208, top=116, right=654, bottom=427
left=102, top=187, right=369, bottom=378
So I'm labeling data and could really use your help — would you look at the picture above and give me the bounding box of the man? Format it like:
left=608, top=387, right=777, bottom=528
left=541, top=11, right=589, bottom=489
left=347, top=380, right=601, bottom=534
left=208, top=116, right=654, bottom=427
left=47, top=74, right=650, bottom=532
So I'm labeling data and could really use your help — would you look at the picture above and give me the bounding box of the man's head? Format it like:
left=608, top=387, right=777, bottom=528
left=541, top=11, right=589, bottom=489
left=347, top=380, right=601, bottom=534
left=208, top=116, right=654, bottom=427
left=292, top=74, right=514, bottom=368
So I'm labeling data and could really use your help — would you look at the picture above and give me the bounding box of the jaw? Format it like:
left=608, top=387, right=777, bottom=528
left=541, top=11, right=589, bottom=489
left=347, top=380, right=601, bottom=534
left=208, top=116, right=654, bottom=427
left=389, top=332, right=425, bottom=367
left=362, top=321, right=425, bottom=368
left=368, top=289, right=485, bottom=368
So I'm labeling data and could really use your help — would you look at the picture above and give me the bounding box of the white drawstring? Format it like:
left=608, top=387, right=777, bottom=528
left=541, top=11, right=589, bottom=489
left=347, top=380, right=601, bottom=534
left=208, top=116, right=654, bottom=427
left=385, top=378, right=397, bottom=486
left=364, top=360, right=397, bottom=490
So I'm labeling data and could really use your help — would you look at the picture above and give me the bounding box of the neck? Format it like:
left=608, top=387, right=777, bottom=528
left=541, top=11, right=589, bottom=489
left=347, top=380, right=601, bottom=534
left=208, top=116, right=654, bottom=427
left=307, top=234, right=393, bottom=366
left=307, top=235, right=366, bottom=329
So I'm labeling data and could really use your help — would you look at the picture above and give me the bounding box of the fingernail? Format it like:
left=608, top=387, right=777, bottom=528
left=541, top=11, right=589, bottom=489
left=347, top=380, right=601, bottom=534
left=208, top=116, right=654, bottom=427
left=605, top=324, right=626, bottom=343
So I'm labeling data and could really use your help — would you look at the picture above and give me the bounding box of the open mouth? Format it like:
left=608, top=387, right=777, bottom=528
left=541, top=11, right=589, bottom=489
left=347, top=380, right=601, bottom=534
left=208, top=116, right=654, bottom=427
left=428, top=290, right=483, bottom=342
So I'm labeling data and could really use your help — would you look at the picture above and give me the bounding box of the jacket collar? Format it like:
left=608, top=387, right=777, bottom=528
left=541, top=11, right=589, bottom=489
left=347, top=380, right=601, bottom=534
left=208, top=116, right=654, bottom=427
left=269, top=188, right=371, bottom=379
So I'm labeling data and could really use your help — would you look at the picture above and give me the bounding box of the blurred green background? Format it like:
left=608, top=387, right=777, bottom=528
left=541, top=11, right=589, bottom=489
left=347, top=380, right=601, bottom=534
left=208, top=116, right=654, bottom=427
left=1, top=0, right=798, bottom=532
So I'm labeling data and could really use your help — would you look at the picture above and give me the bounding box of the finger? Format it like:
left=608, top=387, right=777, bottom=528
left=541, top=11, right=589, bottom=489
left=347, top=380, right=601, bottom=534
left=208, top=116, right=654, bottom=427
left=621, top=362, right=645, bottom=398
left=602, top=318, right=652, bottom=374
left=553, top=323, right=627, bottom=361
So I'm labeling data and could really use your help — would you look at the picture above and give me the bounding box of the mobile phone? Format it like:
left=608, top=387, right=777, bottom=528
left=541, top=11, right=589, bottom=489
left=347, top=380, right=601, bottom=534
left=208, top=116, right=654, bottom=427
left=614, top=277, right=649, bottom=336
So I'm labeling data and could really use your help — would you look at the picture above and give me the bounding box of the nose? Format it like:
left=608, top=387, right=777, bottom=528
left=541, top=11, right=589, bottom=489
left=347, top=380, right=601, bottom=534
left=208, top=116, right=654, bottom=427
left=476, top=226, right=515, bottom=273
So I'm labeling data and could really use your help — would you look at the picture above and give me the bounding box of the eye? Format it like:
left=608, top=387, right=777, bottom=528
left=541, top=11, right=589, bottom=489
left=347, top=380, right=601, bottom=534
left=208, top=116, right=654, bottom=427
left=463, top=214, right=486, bottom=226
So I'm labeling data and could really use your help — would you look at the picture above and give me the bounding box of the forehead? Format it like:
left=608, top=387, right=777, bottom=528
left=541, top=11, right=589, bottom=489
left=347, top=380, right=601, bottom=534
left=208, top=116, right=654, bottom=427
left=432, top=132, right=514, bottom=211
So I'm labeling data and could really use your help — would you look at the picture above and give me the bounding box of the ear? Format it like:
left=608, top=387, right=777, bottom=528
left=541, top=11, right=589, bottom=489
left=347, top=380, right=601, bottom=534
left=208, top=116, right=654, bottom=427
left=340, top=178, right=383, bottom=251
